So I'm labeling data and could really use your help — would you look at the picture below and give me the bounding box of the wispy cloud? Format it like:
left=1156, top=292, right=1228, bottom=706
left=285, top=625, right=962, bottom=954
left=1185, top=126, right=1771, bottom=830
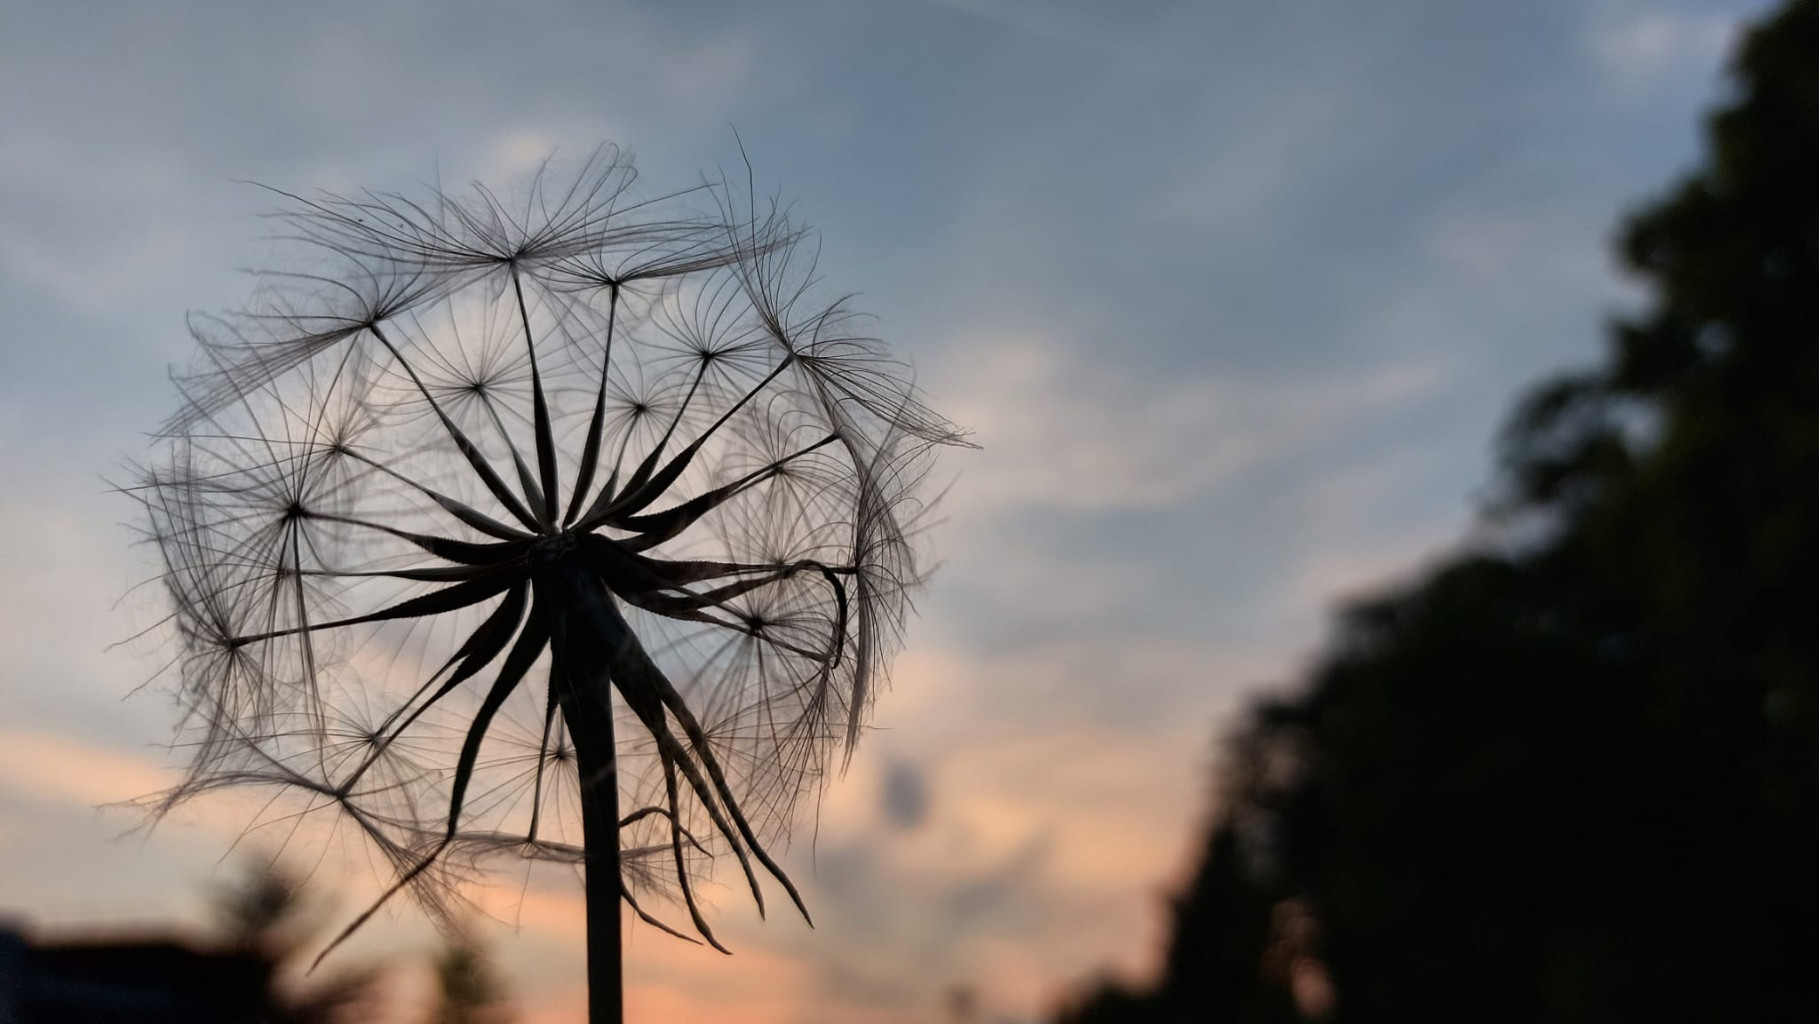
left=938, top=335, right=1449, bottom=516
left=0, top=731, right=173, bottom=807
left=1589, top=7, right=1740, bottom=87
left=914, top=0, right=1151, bottom=63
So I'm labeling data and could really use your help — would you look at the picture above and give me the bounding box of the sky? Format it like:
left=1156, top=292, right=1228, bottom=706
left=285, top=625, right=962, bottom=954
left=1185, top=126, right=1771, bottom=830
left=0, top=0, right=1780, bottom=1020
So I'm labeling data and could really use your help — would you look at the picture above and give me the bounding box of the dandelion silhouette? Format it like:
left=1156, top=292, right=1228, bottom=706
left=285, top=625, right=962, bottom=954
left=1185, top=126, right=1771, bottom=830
left=131, top=145, right=962, bottom=1022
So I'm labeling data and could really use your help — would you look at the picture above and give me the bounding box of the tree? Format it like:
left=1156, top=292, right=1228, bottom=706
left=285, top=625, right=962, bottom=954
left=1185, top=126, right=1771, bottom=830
left=433, top=932, right=512, bottom=1024
left=211, top=859, right=391, bottom=1023
left=132, top=146, right=962, bottom=1023
left=1062, top=0, right=1819, bottom=1020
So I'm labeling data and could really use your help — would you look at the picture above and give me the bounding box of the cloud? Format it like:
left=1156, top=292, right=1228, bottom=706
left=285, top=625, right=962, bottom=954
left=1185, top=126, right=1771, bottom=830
left=0, top=729, right=367, bottom=874
left=881, top=758, right=930, bottom=831
left=936, top=334, right=1449, bottom=517
left=1248, top=443, right=1467, bottom=620
left=1589, top=8, right=1740, bottom=88
left=915, top=0, right=1150, bottom=63
left=763, top=719, right=1211, bottom=1021
left=0, top=731, right=173, bottom=807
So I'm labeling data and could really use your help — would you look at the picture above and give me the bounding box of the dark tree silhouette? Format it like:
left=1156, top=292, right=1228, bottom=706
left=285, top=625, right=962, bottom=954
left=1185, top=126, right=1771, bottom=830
left=131, top=146, right=962, bottom=1023
left=1062, top=1, right=1819, bottom=1021
left=211, top=860, right=391, bottom=1023
left=433, top=931, right=513, bottom=1024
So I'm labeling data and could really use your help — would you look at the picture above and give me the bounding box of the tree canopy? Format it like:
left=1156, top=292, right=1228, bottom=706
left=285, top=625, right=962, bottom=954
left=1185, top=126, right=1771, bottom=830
left=1061, top=1, right=1819, bottom=1020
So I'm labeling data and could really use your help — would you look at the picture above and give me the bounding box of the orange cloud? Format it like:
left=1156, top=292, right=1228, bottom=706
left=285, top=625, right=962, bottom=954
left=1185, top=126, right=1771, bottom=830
left=0, top=729, right=175, bottom=806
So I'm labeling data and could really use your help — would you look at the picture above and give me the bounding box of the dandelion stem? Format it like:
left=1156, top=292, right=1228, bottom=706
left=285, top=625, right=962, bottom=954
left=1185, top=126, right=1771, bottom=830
left=574, top=709, right=623, bottom=1024
left=545, top=560, right=626, bottom=1024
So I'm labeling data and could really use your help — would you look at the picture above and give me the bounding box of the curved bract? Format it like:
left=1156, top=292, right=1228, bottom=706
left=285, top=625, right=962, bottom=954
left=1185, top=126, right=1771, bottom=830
left=133, top=145, right=962, bottom=953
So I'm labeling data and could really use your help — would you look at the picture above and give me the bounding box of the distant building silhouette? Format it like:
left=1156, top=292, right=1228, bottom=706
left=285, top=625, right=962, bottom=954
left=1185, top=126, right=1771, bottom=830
left=0, top=923, right=267, bottom=1024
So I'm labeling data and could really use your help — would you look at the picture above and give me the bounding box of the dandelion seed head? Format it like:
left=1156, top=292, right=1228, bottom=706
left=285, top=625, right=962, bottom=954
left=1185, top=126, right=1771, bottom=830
left=131, top=144, right=965, bottom=949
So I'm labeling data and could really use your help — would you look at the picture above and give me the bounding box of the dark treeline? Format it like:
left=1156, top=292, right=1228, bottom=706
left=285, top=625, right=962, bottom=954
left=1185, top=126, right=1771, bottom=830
left=1060, top=1, right=1819, bottom=1021
left=0, top=861, right=510, bottom=1023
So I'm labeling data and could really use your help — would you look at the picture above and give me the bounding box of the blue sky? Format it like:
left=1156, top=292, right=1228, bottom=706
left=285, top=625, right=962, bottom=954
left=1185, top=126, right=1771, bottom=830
left=0, top=0, right=1776, bottom=1020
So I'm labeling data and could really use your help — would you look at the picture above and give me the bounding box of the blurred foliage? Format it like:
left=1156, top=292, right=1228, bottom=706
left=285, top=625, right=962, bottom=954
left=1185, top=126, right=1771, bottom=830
left=210, top=861, right=514, bottom=1023
left=210, top=860, right=389, bottom=1024
left=1060, top=1, right=1819, bottom=1021
left=433, top=932, right=513, bottom=1024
